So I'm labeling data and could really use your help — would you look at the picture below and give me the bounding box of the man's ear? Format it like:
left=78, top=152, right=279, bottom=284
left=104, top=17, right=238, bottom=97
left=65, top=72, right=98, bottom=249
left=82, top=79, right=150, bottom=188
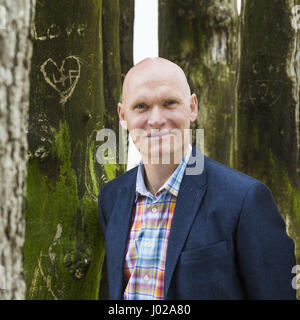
left=190, top=93, right=198, bottom=122
left=118, top=102, right=128, bottom=130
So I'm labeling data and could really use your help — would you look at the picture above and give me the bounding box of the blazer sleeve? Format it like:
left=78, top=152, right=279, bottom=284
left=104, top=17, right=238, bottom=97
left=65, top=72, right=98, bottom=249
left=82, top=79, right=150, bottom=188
left=235, top=181, right=296, bottom=300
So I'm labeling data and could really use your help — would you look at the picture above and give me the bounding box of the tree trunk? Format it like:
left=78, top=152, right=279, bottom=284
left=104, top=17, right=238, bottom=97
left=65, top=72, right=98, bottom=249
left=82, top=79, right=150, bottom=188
left=99, top=0, right=134, bottom=299
left=237, top=0, right=300, bottom=298
left=102, top=0, right=134, bottom=177
left=159, top=0, right=238, bottom=166
left=0, top=0, right=36, bottom=300
left=119, top=0, right=134, bottom=83
left=24, top=0, right=133, bottom=299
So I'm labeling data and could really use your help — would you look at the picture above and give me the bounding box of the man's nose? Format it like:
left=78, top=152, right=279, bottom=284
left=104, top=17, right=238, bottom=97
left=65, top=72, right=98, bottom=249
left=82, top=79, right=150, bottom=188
left=148, top=106, right=166, bottom=128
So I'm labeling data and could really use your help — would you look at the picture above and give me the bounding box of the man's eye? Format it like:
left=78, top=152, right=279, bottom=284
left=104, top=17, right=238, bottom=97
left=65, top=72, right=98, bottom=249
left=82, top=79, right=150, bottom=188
left=135, top=104, right=146, bottom=110
left=164, top=100, right=176, bottom=106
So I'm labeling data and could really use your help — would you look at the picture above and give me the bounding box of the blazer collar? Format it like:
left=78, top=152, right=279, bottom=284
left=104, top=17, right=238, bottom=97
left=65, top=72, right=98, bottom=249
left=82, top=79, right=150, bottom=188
left=123, top=145, right=206, bottom=191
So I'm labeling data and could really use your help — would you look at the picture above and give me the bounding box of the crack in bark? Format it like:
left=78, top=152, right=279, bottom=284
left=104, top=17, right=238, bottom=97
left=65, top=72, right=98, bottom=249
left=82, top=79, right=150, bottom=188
left=294, top=5, right=300, bottom=165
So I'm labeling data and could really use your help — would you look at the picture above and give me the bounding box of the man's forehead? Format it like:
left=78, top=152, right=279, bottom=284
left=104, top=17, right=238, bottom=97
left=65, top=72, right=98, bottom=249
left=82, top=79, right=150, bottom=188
left=127, top=85, right=182, bottom=105
left=127, top=69, right=183, bottom=91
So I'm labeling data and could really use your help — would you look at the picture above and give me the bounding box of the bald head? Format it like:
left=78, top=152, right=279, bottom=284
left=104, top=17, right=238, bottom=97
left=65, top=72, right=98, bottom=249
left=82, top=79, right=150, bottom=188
left=121, top=57, right=191, bottom=106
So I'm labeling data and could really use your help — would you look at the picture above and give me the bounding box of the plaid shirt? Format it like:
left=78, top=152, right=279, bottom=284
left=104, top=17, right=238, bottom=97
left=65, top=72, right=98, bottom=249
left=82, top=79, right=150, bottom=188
left=123, top=145, right=192, bottom=300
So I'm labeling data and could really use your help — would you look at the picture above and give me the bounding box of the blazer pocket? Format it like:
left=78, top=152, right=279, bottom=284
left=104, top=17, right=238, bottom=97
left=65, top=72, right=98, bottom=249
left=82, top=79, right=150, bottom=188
left=180, top=240, right=228, bottom=264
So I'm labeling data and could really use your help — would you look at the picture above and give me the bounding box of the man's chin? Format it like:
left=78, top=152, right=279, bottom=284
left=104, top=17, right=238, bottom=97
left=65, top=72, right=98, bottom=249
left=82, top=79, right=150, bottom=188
left=139, top=148, right=184, bottom=165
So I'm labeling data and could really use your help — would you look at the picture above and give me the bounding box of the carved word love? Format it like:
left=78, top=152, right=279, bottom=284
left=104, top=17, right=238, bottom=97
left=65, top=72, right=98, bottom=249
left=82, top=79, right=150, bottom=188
left=33, top=23, right=87, bottom=41
left=40, top=56, right=81, bottom=105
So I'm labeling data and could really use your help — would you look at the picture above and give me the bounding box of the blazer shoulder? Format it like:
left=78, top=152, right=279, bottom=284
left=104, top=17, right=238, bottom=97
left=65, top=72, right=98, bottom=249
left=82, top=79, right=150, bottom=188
left=205, top=156, right=263, bottom=193
left=99, top=165, right=137, bottom=197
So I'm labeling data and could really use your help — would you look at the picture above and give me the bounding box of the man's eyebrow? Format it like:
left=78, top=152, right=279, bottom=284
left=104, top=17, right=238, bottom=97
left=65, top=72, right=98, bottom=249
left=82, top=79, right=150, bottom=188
left=165, top=96, right=181, bottom=101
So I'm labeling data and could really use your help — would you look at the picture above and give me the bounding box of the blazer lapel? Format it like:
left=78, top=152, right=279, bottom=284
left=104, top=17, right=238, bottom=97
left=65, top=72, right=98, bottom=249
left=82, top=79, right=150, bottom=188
left=106, top=169, right=137, bottom=299
left=164, top=150, right=207, bottom=298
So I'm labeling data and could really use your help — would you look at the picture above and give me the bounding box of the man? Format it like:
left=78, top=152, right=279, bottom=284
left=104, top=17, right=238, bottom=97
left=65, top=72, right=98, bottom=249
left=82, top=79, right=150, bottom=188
left=98, top=57, right=296, bottom=300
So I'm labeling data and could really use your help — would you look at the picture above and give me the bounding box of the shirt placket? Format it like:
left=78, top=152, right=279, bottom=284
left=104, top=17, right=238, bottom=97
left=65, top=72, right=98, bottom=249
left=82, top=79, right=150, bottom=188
left=138, top=197, right=162, bottom=298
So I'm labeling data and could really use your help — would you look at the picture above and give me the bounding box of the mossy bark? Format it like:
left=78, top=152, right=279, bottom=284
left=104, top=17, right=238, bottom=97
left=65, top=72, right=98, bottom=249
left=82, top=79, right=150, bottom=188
left=25, top=0, right=133, bottom=299
left=237, top=0, right=300, bottom=298
left=159, top=0, right=238, bottom=166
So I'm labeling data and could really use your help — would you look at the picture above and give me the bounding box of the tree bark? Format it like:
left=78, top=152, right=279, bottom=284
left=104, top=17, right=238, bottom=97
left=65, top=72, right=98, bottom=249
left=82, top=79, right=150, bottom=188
left=159, top=0, right=238, bottom=166
left=0, top=0, right=36, bottom=300
left=99, top=0, right=134, bottom=299
left=102, top=0, right=134, bottom=177
left=119, top=0, right=134, bottom=83
left=237, top=0, right=300, bottom=298
left=24, top=0, right=133, bottom=299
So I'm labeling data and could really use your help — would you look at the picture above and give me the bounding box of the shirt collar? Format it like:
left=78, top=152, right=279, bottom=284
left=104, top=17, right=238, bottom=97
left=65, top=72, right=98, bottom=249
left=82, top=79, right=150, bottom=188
left=135, top=144, right=192, bottom=201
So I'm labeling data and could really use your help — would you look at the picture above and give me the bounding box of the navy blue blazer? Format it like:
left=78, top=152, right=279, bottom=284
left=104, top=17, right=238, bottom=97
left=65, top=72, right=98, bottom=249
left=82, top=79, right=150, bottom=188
left=98, top=146, right=296, bottom=300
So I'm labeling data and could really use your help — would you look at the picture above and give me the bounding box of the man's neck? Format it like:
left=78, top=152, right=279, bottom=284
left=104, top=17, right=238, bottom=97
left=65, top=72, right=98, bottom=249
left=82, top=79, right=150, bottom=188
left=143, top=162, right=179, bottom=195
left=141, top=148, right=187, bottom=195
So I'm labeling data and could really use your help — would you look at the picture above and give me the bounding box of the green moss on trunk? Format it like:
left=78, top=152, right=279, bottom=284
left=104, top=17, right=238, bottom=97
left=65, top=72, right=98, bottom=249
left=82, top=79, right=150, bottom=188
left=25, top=121, right=104, bottom=299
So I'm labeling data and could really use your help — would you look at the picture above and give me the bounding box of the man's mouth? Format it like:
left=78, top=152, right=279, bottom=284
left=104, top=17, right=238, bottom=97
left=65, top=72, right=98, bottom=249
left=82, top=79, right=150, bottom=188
left=147, top=130, right=177, bottom=138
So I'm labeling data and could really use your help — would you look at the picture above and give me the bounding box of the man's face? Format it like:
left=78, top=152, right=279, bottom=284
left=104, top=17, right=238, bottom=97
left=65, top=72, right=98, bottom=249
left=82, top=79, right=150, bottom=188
left=118, top=60, right=198, bottom=164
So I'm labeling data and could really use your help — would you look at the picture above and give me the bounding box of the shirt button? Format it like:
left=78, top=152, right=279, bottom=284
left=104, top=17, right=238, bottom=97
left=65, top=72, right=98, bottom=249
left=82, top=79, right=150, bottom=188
left=144, top=274, right=149, bottom=282
left=151, top=207, right=158, bottom=213
left=145, top=241, right=152, bottom=248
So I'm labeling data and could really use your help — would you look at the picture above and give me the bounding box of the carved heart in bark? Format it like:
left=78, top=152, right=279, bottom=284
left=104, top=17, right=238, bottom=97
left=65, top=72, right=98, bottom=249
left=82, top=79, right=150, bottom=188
left=248, top=80, right=283, bottom=107
left=40, top=56, right=81, bottom=105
